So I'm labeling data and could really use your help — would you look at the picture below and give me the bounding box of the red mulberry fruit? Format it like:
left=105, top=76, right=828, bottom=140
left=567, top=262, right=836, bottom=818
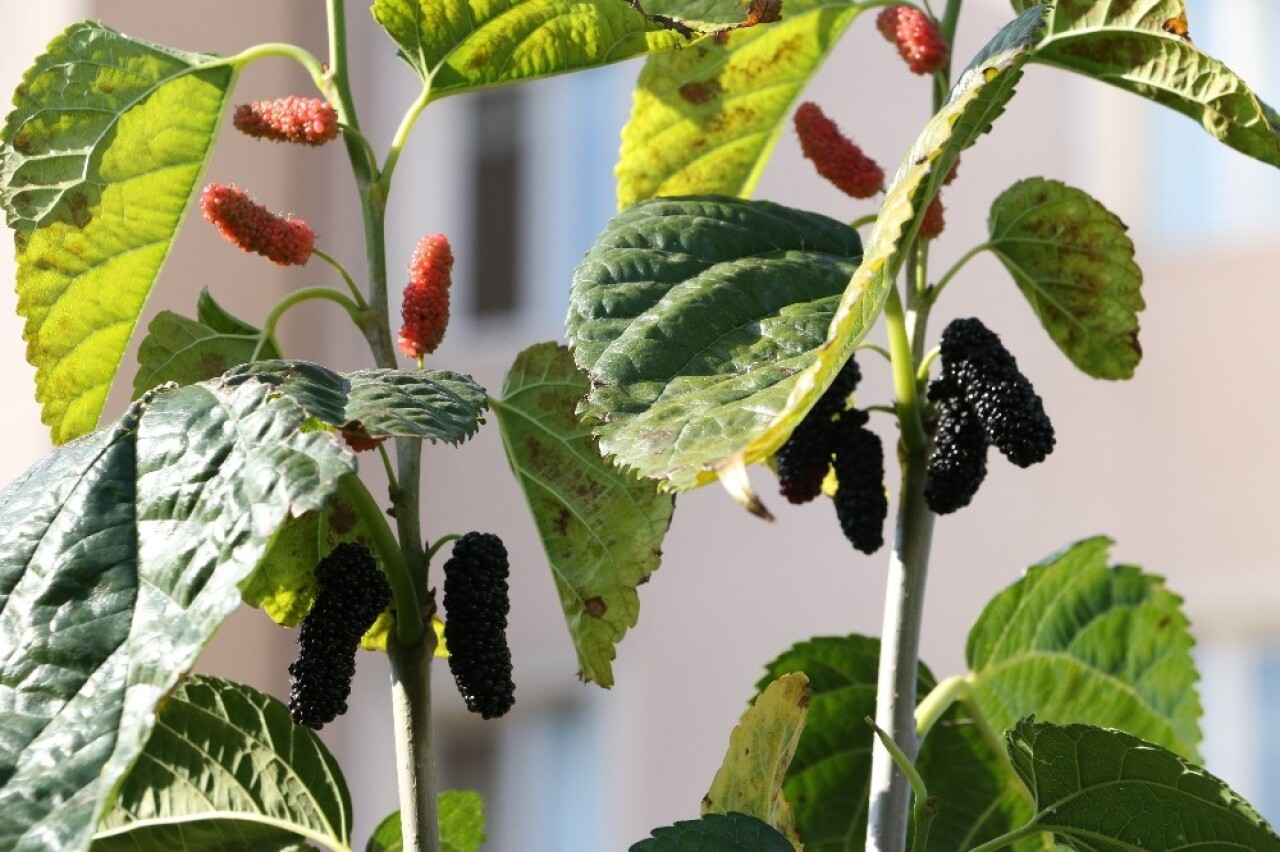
left=831, top=416, right=888, bottom=554
left=775, top=356, right=863, bottom=504
left=289, top=543, right=391, bottom=729
left=876, top=6, right=949, bottom=75
left=443, top=532, right=515, bottom=719
left=398, top=234, right=454, bottom=359
left=233, top=96, right=339, bottom=146
left=201, top=183, right=315, bottom=266
left=923, top=378, right=988, bottom=514
left=918, top=196, right=945, bottom=241
left=794, top=102, right=884, bottom=199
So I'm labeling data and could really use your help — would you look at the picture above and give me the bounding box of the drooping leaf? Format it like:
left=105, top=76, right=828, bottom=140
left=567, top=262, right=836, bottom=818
left=371, top=0, right=691, bottom=102
left=1005, top=719, right=1280, bottom=850
left=0, top=22, right=235, bottom=443
left=617, top=0, right=868, bottom=207
left=988, top=178, right=1144, bottom=380
left=197, top=286, right=263, bottom=335
left=133, top=310, right=279, bottom=396
left=734, top=5, right=1049, bottom=474
left=0, top=379, right=355, bottom=852
left=631, top=812, right=795, bottom=851
left=967, top=537, right=1201, bottom=760
left=492, top=343, right=673, bottom=686
left=567, top=196, right=862, bottom=491
left=367, top=792, right=485, bottom=852
left=223, top=360, right=488, bottom=444
left=704, top=673, right=809, bottom=847
left=1023, top=0, right=1280, bottom=169
left=92, top=676, right=352, bottom=851
left=755, top=636, right=935, bottom=851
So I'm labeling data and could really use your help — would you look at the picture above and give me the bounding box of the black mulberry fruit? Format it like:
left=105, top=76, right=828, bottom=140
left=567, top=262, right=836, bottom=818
left=775, top=357, right=862, bottom=504
left=289, top=542, right=391, bottom=729
left=939, top=318, right=1055, bottom=467
left=923, top=379, right=988, bottom=514
left=831, top=416, right=888, bottom=554
left=443, top=532, right=515, bottom=719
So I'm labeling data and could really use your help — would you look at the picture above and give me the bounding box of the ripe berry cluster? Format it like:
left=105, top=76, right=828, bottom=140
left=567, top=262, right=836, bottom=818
left=289, top=543, right=391, bottom=729
left=924, top=318, right=1055, bottom=514
left=775, top=357, right=887, bottom=554
left=443, top=532, right=516, bottom=719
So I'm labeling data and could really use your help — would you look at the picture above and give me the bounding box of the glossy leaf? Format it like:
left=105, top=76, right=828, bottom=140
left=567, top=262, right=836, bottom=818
left=1023, top=0, right=1280, bottom=168
left=1006, top=719, right=1280, bottom=850
left=734, top=5, right=1049, bottom=473
left=0, top=379, right=354, bottom=851
left=631, top=812, right=795, bottom=851
left=989, top=178, right=1144, bottom=380
left=967, top=537, right=1201, bottom=760
left=371, top=0, right=687, bottom=102
left=567, top=196, right=862, bottom=491
left=367, top=792, right=484, bottom=852
left=223, top=360, right=488, bottom=444
left=92, top=676, right=353, bottom=851
left=756, top=636, right=935, bottom=851
left=492, top=343, right=673, bottom=686
left=0, top=22, right=234, bottom=443
left=617, top=0, right=867, bottom=207
left=704, top=673, right=809, bottom=845
left=368, top=813, right=402, bottom=852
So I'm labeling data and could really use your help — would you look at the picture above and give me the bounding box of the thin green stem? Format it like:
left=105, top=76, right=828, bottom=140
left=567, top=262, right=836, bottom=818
left=883, top=287, right=928, bottom=453
left=868, top=718, right=936, bottom=852
left=851, top=212, right=880, bottom=230
left=858, top=342, right=894, bottom=363
left=958, top=687, right=1032, bottom=807
left=426, top=534, right=462, bottom=565
left=929, top=241, right=992, bottom=305
left=377, top=442, right=400, bottom=493
left=223, top=42, right=326, bottom=80
left=338, top=474, right=425, bottom=646
left=966, top=825, right=1043, bottom=852
left=252, top=286, right=364, bottom=360
left=379, top=82, right=434, bottom=195
left=914, top=674, right=969, bottom=740
left=314, top=249, right=370, bottom=309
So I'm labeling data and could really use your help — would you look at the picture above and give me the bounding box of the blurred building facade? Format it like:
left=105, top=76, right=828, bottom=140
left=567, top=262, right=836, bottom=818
left=3, top=0, right=1280, bottom=847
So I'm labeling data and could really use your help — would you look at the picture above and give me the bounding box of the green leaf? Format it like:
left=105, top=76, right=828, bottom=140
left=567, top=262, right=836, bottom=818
left=0, top=22, right=234, bottom=444
left=371, top=0, right=687, bottom=102
left=134, top=311, right=279, bottom=396
left=617, top=0, right=867, bottom=207
left=197, top=287, right=263, bottom=335
left=92, top=676, right=352, bottom=851
left=1006, top=719, right=1280, bottom=850
left=1027, top=0, right=1280, bottom=169
left=492, top=343, right=673, bottom=686
left=988, top=178, right=1144, bottom=380
left=734, top=5, right=1049, bottom=472
left=367, top=792, right=485, bottom=852
left=967, top=536, right=1201, bottom=760
left=223, top=360, right=488, bottom=444
left=0, top=377, right=354, bottom=851
left=631, top=812, right=795, bottom=851
left=567, top=196, right=862, bottom=491
left=704, top=673, right=809, bottom=846
left=756, top=636, right=935, bottom=851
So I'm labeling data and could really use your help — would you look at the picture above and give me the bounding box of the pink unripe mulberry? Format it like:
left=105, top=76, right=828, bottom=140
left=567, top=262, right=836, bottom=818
left=398, top=234, right=454, bottom=359
left=794, top=102, right=884, bottom=199
left=234, top=96, right=339, bottom=146
left=919, top=196, right=946, bottom=240
left=876, top=7, right=948, bottom=75
left=200, top=183, right=315, bottom=266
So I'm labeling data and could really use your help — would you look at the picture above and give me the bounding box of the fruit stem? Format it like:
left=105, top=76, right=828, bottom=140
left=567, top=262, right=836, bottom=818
left=253, top=286, right=365, bottom=361
left=338, top=474, right=425, bottom=646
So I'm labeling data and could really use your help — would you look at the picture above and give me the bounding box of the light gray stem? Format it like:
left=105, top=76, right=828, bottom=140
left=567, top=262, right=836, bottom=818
left=389, top=635, right=439, bottom=852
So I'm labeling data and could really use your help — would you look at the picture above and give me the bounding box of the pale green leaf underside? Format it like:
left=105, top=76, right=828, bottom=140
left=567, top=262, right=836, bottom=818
left=366, top=792, right=484, bottom=852
left=989, top=177, right=1143, bottom=380
left=1, top=22, right=233, bottom=444
left=92, top=676, right=353, bottom=852
left=372, top=0, right=687, bottom=101
left=1008, top=720, right=1280, bottom=849
left=737, top=5, right=1048, bottom=468
left=567, top=196, right=861, bottom=491
left=966, top=537, right=1202, bottom=761
left=704, top=673, right=809, bottom=844
left=1028, top=0, right=1280, bottom=169
left=492, top=343, right=673, bottom=687
left=0, top=379, right=355, bottom=852
left=631, top=812, right=795, bottom=851
left=616, top=0, right=865, bottom=208
left=223, top=360, right=488, bottom=445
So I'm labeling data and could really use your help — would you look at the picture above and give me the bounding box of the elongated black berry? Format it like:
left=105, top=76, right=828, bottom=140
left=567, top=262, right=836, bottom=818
left=775, top=357, right=862, bottom=504
left=443, top=532, right=515, bottom=719
left=289, top=542, right=391, bottom=729
left=939, top=318, right=1054, bottom=467
left=924, top=380, right=988, bottom=514
left=831, top=416, right=888, bottom=554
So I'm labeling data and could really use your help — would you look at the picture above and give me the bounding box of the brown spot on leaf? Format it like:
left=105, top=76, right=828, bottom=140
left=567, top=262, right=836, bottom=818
left=67, top=191, right=93, bottom=228
left=328, top=498, right=358, bottom=535
left=744, top=0, right=782, bottom=26
left=679, top=79, right=722, bottom=105
left=1162, top=13, right=1190, bottom=39
left=584, top=596, right=607, bottom=618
